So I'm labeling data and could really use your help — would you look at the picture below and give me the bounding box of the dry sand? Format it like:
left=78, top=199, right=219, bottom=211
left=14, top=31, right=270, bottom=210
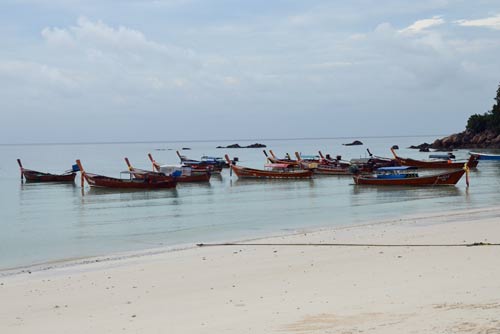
left=1, top=207, right=500, bottom=333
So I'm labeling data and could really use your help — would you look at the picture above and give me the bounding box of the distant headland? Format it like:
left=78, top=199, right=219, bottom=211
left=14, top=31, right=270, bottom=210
left=420, top=83, right=500, bottom=150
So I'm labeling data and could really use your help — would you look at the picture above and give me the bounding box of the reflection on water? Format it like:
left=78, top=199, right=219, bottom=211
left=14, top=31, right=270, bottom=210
left=20, top=180, right=77, bottom=191
left=230, top=177, right=315, bottom=188
left=351, top=184, right=463, bottom=196
left=85, top=187, right=179, bottom=198
left=350, top=185, right=463, bottom=206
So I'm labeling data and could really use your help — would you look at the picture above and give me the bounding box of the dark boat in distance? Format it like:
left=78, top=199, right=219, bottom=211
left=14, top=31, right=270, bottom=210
left=76, top=160, right=177, bottom=189
left=17, top=159, right=77, bottom=183
left=226, top=155, right=313, bottom=179
left=391, top=148, right=479, bottom=169
left=353, top=166, right=468, bottom=186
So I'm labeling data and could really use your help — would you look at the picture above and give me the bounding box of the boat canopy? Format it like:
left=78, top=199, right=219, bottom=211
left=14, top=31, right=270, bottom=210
left=201, top=156, right=223, bottom=161
left=301, top=155, right=319, bottom=160
left=377, top=166, right=417, bottom=172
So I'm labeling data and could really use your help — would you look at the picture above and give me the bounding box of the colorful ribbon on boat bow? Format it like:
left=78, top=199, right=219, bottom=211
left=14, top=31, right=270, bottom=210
left=463, top=163, right=470, bottom=187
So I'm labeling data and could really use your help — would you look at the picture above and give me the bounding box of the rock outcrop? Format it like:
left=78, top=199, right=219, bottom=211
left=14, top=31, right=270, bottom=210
left=431, top=130, right=500, bottom=150
left=216, top=143, right=266, bottom=149
left=343, top=140, right=363, bottom=146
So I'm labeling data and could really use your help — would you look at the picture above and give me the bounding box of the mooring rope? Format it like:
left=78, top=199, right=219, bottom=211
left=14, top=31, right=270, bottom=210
left=197, top=242, right=499, bottom=248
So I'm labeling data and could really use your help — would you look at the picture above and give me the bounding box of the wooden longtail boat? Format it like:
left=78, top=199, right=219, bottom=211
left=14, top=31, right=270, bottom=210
left=469, top=152, right=500, bottom=161
left=391, top=148, right=478, bottom=169
left=295, top=152, right=353, bottom=175
left=353, top=166, right=468, bottom=186
left=349, top=149, right=399, bottom=172
left=17, top=159, right=77, bottom=182
left=124, top=157, right=178, bottom=181
left=146, top=154, right=211, bottom=182
left=263, top=150, right=300, bottom=167
left=318, top=151, right=351, bottom=168
left=76, top=160, right=177, bottom=189
left=176, top=151, right=225, bottom=172
left=225, top=155, right=313, bottom=179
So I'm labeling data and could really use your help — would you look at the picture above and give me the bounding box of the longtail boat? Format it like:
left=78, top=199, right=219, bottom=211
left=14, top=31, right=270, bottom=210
left=263, top=150, right=300, bottom=167
left=295, top=152, right=352, bottom=175
left=17, top=159, right=77, bottom=182
left=318, top=151, right=351, bottom=168
left=469, top=152, right=500, bottom=161
left=147, top=154, right=211, bottom=182
left=349, top=149, right=399, bottom=171
left=225, top=155, right=313, bottom=179
left=391, top=148, right=478, bottom=169
left=176, top=151, right=225, bottom=172
left=353, top=166, right=468, bottom=186
left=124, top=157, right=177, bottom=181
left=76, top=160, right=177, bottom=189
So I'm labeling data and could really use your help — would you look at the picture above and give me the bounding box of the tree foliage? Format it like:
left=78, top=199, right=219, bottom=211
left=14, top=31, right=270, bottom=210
left=466, top=83, right=500, bottom=134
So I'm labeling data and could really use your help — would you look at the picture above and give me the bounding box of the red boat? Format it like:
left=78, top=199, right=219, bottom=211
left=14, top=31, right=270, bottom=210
left=390, top=148, right=479, bottom=169
left=124, top=157, right=177, bottom=181
left=17, top=159, right=76, bottom=182
left=296, top=152, right=353, bottom=175
left=263, top=150, right=300, bottom=167
left=145, top=154, right=211, bottom=182
left=349, top=149, right=399, bottom=172
left=76, top=160, right=177, bottom=189
left=226, top=155, right=313, bottom=179
left=353, top=166, right=468, bottom=186
left=318, top=151, right=351, bottom=168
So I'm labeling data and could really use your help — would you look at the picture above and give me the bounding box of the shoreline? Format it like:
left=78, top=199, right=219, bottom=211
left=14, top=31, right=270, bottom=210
left=2, top=205, right=499, bottom=277
left=2, top=206, right=500, bottom=333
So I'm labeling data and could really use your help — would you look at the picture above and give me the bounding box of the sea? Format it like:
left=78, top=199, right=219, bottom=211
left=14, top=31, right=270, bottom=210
left=1, top=136, right=500, bottom=271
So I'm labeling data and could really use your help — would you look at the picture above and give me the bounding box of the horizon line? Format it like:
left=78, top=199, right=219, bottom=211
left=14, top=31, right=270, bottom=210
left=0, top=134, right=443, bottom=146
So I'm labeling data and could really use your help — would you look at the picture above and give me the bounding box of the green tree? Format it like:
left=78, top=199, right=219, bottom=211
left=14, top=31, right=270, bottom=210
left=466, top=83, right=500, bottom=134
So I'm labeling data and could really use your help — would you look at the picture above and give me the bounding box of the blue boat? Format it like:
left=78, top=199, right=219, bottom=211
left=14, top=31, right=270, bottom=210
left=469, top=152, right=500, bottom=161
left=375, top=166, right=418, bottom=179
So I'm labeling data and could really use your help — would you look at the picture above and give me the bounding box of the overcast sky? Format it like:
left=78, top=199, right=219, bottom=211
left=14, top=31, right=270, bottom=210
left=1, top=0, right=500, bottom=143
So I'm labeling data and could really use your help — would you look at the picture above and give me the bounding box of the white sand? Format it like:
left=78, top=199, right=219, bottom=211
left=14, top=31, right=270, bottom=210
left=1, top=207, right=500, bottom=333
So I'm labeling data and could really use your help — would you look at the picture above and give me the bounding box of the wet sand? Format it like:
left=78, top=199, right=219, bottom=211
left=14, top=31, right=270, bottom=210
left=1, top=207, right=500, bottom=333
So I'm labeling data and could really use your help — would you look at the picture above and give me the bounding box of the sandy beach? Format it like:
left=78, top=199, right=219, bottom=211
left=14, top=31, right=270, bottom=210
left=1, top=207, right=500, bottom=333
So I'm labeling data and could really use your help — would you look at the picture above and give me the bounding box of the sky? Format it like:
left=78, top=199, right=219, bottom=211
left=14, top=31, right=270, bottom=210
left=1, top=0, right=500, bottom=144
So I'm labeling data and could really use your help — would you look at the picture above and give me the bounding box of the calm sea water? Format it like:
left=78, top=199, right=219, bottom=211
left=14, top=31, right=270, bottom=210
left=1, top=136, right=500, bottom=270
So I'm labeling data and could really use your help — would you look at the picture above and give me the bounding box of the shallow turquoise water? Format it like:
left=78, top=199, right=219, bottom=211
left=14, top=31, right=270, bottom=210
left=1, top=136, right=500, bottom=269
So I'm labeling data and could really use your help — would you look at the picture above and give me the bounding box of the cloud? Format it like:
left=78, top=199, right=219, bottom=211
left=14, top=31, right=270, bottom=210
left=41, top=17, right=197, bottom=62
left=399, top=16, right=445, bottom=34
left=0, top=60, right=78, bottom=89
left=455, top=15, right=500, bottom=30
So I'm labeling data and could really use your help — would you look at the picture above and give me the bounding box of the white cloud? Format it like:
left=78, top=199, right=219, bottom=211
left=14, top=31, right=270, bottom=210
left=0, top=60, right=78, bottom=89
left=41, top=27, right=75, bottom=47
left=455, top=15, right=500, bottom=30
left=41, top=17, right=197, bottom=61
left=399, top=16, right=445, bottom=34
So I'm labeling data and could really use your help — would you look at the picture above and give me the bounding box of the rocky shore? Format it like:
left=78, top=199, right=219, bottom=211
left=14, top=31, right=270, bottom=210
left=430, top=130, right=500, bottom=150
